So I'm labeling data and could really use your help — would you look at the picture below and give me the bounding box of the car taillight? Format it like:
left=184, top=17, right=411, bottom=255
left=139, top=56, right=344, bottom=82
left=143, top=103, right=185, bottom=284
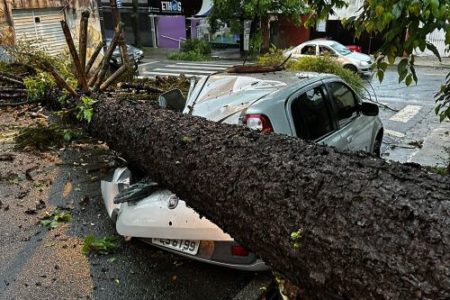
left=242, top=114, right=273, bottom=134
left=231, top=245, right=249, bottom=257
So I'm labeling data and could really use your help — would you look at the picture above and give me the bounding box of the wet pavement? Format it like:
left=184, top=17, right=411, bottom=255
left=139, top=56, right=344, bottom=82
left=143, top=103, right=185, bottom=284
left=366, top=65, right=450, bottom=166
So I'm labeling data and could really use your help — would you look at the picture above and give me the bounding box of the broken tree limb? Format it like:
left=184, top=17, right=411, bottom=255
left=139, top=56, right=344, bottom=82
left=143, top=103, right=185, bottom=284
left=85, top=41, right=104, bottom=75
left=40, top=61, right=79, bottom=98
left=92, top=25, right=121, bottom=90
left=0, top=73, right=24, bottom=87
left=60, top=20, right=89, bottom=94
left=79, top=10, right=90, bottom=74
left=109, top=0, right=129, bottom=66
left=0, top=100, right=28, bottom=107
left=0, top=71, right=24, bottom=82
left=99, top=65, right=128, bottom=91
left=116, top=82, right=164, bottom=93
left=90, top=99, right=450, bottom=300
left=0, top=92, right=27, bottom=99
left=225, top=64, right=284, bottom=73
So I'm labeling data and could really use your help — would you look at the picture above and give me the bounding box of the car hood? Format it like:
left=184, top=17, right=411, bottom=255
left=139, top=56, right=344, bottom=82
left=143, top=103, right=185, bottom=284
left=346, top=51, right=372, bottom=62
left=184, top=75, right=286, bottom=124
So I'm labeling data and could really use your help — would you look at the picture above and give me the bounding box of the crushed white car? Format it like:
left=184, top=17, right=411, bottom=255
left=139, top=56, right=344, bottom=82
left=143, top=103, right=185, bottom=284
left=101, top=71, right=383, bottom=270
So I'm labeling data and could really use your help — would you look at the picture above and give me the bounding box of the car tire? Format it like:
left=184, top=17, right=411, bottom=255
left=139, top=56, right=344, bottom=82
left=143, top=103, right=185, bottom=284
left=373, top=134, right=382, bottom=157
left=343, top=64, right=357, bottom=73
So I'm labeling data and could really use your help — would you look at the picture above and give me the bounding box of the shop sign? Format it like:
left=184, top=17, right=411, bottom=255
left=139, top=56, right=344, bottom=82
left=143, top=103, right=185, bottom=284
left=149, top=0, right=183, bottom=14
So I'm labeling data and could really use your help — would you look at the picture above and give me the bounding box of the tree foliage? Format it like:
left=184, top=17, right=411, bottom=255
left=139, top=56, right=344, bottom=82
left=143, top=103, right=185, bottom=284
left=209, top=0, right=308, bottom=36
left=304, top=0, right=450, bottom=120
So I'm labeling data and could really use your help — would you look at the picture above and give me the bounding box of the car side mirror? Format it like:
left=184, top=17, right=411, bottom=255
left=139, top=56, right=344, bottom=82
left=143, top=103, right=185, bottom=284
left=159, top=89, right=186, bottom=112
left=360, top=102, right=379, bottom=116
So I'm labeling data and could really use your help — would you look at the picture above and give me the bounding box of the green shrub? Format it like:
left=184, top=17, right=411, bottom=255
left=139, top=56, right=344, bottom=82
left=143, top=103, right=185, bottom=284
left=288, top=56, right=364, bottom=95
left=180, top=39, right=211, bottom=55
left=168, top=39, right=212, bottom=61
left=258, top=47, right=289, bottom=67
left=23, top=72, right=56, bottom=102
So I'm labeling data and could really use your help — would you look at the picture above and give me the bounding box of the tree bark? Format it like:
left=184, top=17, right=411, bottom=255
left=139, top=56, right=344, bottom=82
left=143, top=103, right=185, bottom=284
left=90, top=99, right=450, bottom=300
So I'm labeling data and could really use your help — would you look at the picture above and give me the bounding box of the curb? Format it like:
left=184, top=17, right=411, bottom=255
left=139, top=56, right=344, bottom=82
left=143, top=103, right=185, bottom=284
left=232, top=272, right=273, bottom=300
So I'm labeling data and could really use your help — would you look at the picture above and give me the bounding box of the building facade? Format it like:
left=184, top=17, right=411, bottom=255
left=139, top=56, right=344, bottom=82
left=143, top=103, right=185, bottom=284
left=0, top=0, right=102, bottom=57
left=98, top=0, right=201, bottom=48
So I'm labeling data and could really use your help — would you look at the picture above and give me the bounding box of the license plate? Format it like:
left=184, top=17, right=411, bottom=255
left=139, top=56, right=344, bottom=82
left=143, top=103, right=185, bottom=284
left=151, top=238, right=200, bottom=255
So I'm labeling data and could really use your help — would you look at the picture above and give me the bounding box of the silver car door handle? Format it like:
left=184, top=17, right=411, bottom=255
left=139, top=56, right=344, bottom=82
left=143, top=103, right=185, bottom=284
left=346, top=135, right=353, bottom=142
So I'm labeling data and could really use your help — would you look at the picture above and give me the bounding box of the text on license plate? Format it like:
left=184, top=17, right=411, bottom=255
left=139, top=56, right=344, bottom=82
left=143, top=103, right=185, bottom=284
left=151, top=238, right=200, bottom=255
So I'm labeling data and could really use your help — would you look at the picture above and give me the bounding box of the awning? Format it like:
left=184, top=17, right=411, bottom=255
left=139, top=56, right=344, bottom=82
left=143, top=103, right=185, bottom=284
left=194, top=0, right=212, bottom=17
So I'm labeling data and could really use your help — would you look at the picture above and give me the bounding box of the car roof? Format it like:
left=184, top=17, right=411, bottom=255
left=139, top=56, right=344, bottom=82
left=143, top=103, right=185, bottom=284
left=300, top=39, right=336, bottom=47
left=185, top=71, right=340, bottom=122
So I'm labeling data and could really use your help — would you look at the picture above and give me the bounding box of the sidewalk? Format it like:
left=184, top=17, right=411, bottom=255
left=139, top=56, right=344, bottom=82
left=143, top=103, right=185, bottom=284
left=143, top=46, right=450, bottom=68
left=399, top=55, right=450, bottom=68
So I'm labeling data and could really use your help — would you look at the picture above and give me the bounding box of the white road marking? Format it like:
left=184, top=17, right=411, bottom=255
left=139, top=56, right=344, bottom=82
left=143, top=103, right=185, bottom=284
left=138, top=61, right=159, bottom=66
left=165, top=64, right=228, bottom=70
left=384, top=129, right=406, bottom=138
left=389, top=105, right=422, bottom=123
left=422, top=73, right=446, bottom=77
left=175, top=62, right=237, bottom=67
left=154, top=68, right=217, bottom=74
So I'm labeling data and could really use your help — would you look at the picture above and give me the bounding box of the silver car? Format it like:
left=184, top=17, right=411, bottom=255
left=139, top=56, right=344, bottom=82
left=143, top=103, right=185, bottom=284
left=102, top=71, right=383, bottom=271
left=285, top=39, right=373, bottom=77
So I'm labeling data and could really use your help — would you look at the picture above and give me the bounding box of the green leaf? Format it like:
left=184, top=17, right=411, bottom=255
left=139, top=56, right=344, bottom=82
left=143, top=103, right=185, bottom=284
left=425, top=42, right=441, bottom=61
left=398, top=68, right=408, bottom=83
left=82, top=235, right=119, bottom=255
left=410, top=65, right=418, bottom=83
left=379, top=62, right=388, bottom=72
left=405, top=74, right=413, bottom=86
left=377, top=70, right=385, bottom=82
left=388, top=54, right=395, bottom=64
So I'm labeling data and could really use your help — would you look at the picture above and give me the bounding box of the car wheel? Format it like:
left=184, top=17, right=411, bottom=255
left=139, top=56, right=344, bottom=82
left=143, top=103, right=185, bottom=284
left=343, top=64, right=357, bottom=73
left=373, top=135, right=382, bottom=157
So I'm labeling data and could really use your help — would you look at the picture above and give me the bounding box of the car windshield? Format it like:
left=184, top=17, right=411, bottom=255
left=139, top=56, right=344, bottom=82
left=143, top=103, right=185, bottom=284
left=329, top=42, right=351, bottom=56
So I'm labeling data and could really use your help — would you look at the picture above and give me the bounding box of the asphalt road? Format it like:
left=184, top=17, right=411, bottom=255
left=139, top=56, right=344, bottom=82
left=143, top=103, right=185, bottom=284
left=366, top=65, right=450, bottom=164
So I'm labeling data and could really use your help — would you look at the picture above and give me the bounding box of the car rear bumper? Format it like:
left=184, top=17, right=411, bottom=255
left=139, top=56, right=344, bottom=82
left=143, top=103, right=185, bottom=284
left=141, top=238, right=269, bottom=271
left=101, top=167, right=269, bottom=271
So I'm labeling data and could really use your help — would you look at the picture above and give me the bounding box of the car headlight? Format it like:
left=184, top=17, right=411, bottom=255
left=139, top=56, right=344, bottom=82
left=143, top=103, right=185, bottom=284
left=360, top=61, right=369, bottom=67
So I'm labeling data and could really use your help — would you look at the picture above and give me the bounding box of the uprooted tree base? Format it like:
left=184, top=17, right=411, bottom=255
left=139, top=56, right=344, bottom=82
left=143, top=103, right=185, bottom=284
left=88, top=98, right=449, bottom=300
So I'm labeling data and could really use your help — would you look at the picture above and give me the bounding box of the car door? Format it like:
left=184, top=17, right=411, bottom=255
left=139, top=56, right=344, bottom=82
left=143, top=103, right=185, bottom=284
left=325, top=80, right=373, bottom=152
left=286, top=84, right=345, bottom=150
left=291, top=43, right=317, bottom=59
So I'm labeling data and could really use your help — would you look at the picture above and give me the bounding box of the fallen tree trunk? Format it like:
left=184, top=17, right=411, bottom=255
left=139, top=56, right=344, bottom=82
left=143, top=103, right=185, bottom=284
left=90, top=99, right=450, bottom=299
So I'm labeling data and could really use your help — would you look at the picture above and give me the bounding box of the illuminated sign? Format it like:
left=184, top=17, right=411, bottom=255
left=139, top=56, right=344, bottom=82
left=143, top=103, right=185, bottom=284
left=149, top=0, right=183, bottom=14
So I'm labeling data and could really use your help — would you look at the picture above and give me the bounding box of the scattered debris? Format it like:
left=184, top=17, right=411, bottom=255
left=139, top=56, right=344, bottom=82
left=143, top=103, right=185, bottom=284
left=40, top=208, right=72, bottom=229
left=0, top=154, right=15, bottom=161
left=24, top=208, right=37, bottom=215
left=25, top=165, right=39, bottom=181
left=408, top=140, right=424, bottom=149
left=63, top=182, right=73, bottom=198
left=15, top=124, right=68, bottom=151
left=35, top=199, right=46, bottom=210
left=80, top=196, right=89, bottom=206
left=82, top=235, right=119, bottom=255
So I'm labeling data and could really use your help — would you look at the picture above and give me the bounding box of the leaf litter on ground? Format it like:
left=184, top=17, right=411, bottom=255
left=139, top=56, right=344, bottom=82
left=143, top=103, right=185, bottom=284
left=40, top=208, right=72, bottom=229
left=82, top=235, right=119, bottom=255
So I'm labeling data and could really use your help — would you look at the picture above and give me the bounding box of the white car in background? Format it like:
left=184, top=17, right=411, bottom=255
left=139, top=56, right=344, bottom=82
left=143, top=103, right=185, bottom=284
left=285, top=39, right=373, bottom=77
